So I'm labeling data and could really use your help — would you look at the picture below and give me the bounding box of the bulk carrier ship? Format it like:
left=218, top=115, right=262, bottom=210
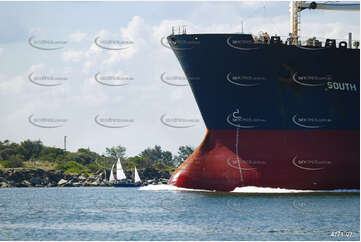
left=167, top=1, right=360, bottom=191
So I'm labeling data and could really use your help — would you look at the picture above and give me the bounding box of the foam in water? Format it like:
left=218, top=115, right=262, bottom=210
left=139, top=184, right=359, bottom=193
left=232, top=186, right=360, bottom=193
left=138, top=184, right=211, bottom=192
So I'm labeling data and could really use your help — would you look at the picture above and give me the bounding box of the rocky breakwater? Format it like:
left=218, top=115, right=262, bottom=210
left=0, top=169, right=109, bottom=188
left=0, top=168, right=171, bottom=188
left=141, top=178, right=169, bottom=186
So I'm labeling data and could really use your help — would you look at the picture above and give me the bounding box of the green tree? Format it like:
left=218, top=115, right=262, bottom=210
left=0, top=155, right=24, bottom=168
left=76, top=153, right=92, bottom=165
left=140, top=145, right=173, bottom=166
left=55, top=161, right=89, bottom=174
left=0, top=140, right=9, bottom=150
left=0, top=140, right=19, bottom=152
left=95, top=155, right=114, bottom=169
left=173, top=145, right=194, bottom=166
left=93, top=155, right=115, bottom=180
left=152, top=161, right=168, bottom=170
left=105, top=145, right=126, bottom=159
left=39, top=147, right=65, bottom=162
left=61, top=152, right=93, bottom=165
left=126, top=156, right=152, bottom=169
left=17, top=139, right=43, bottom=160
left=78, top=148, right=99, bottom=161
left=0, top=148, right=17, bottom=160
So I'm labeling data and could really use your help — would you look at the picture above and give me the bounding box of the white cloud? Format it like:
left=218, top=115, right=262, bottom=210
left=83, top=60, right=94, bottom=74
left=0, top=48, right=3, bottom=56
left=0, top=73, right=24, bottom=94
left=0, top=64, right=71, bottom=95
left=28, top=63, right=46, bottom=73
left=69, top=31, right=88, bottom=42
left=62, top=50, right=84, bottom=62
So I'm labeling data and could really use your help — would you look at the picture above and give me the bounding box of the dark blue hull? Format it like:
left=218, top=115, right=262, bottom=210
left=167, top=34, right=360, bottom=131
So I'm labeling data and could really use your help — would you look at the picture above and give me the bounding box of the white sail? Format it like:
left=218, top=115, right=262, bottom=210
left=134, top=167, right=141, bottom=183
left=109, top=162, right=115, bottom=182
left=116, top=158, right=127, bottom=180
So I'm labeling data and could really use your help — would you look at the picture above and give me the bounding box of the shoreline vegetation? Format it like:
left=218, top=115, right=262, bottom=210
left=0, top=139, right=194, bottom=188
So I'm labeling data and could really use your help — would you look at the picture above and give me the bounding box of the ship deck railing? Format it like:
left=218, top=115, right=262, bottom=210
left=253, top=34, right=360, bottom=49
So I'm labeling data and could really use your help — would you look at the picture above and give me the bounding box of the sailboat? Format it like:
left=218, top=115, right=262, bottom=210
left=109, top=158, right=141, bottom=187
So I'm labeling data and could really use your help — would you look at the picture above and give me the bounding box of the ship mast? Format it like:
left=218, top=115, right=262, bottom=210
left=289, top=1, right=360, bottom=45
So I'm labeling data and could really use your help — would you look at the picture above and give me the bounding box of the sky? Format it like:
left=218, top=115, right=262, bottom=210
left=0, top=0, right=359, bottom=157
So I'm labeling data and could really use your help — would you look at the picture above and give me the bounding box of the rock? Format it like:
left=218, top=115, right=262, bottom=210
left=64, top=174, right=73, bottom=180
left=98, top=172, right=105, bottom=178
left=57, top=179, right=68, bottom=186
left=70, top=177, right=79, bottom=183
left=35, top=168, right=45, bottom=176
left=83, top=181, right=93, bottom=186
left=7, top=171, right=26, bottom=183
left=14, top=182, right=27, bottom=187
left=30, top=177, right=43, bottom=185
left=0, top=177, right=9, bottom=184
left=79, top=175, right=87, bottom=181
left=88, top=175, right=97, bottom=180
left=42, top=177, right=50, bottom=185
left=81, top=173, right=89, bottom=178
left=0, top=168, right=123, bottom=187
left=22, top=180, right=32, bottom=186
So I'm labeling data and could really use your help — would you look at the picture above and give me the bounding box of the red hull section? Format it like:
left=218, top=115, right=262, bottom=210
left=169, top=129, right=360, bottom=191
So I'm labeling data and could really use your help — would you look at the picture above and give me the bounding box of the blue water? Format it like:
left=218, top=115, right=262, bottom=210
left=0, top=186, right=359, bottom=241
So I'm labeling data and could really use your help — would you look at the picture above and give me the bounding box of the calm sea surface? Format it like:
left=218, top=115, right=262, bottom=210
left=0, top=185, right=359, bottom=241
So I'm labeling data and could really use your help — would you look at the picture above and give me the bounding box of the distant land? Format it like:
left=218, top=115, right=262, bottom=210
left=0, top=139, right=193, bottom=187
